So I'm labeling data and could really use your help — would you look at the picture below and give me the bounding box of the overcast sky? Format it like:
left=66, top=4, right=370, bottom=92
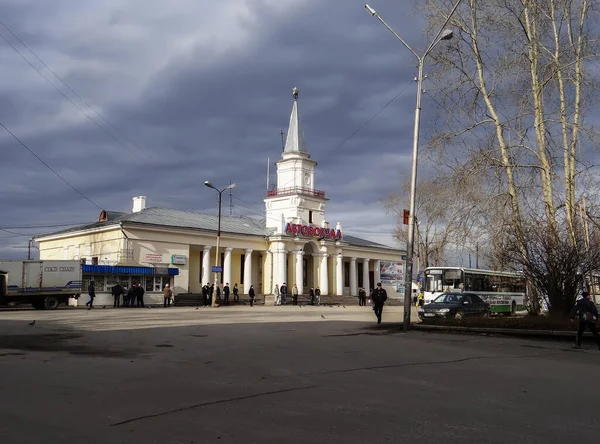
left=0, top=0, right=447, bottom=259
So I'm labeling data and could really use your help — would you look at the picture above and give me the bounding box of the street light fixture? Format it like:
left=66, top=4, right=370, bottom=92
left=204, top=181, right=236, bottom=307
left=364, top=0, right=460, bottom=331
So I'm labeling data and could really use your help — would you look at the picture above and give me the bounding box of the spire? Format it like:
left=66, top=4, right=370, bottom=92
left=283, top=87, right=307, bottom=153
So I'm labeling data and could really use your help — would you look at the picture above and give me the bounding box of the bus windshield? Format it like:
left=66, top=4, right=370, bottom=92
left=425, top=269, right=462, bottom=292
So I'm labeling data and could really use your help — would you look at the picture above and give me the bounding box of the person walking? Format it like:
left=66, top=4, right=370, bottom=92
left=280, top=283, right=288, bottom=306
left=209, top=284, right=214, bottom=306
left=223, top=283, right=231, bottom=305
left=292, top=284, right=299, bottom=306
left=163, top=284, right=173, bottom=308
left=85, top=280, right=95, bottom=310
left=315, top=287, right=321, bottom=306
left=233, top=283, right=239, bottom=302
left=570, top=291, right=600, bottom=349
left=274, top=284, right=281, bottom=306
left=137, top=283, right=145, bottom=308
left=309, top=287, right=315, bottom=305
left=371, top=282, right=388, bottom=324
left=358, top=287, right=367, bottom=306
left=248, top=285, right=255, bottom=307
left=112, top=282, right=124, bottom=308
left=215, top=284, right=221, bottom=304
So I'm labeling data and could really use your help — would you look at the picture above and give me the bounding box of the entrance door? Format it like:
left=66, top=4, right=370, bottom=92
left=369, top=271, right=375, bottom=292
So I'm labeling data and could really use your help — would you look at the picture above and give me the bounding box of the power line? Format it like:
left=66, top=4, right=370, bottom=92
left=0, top=120, right=103, bottom=210
left=0, top=29, right=146, bottom=162
left=0, top=19, right=155, bottom=162
left=0, top=221, right=91, bottom=229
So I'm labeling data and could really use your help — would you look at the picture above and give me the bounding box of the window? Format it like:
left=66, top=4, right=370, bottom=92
left=92, top=257, right=99, bottom=265
left=240, top=254, right=245, bottom=284
left=145, top=277, right=154, bottom=292
left=344, top=262, right=350, bottom=287
left=92, top=275, right=105, bottom=292
left=309, top=211, right=313, bottom=224
left=106, top=275, right=119, bottom=292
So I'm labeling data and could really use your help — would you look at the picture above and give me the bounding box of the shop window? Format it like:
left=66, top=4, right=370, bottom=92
left=106, top=275, right=119, bottom=292
left=240, top=254, right=245, bottom=284
left=93, top=276, right=105, bottom=292
left=131, top=276, right=142, bottom=289
left=145, top=277, right=154, bottom=292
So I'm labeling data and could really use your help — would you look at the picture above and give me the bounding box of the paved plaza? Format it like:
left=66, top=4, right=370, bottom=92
left=0, top=305, right=599, bottom=443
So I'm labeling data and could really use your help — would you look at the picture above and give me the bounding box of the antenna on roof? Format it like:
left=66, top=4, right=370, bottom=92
left=229, top=180, right=233, bottom=216
left=280, top=129, right=285, bottom=152
left=266, top=158, right=270, bottom=194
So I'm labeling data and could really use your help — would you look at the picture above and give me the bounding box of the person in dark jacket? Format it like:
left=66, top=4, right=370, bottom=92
left=127, top=285, right=136, bottom=307
left=202, top=284, right=209, bottom=307
left=86, top=281, right=95, bottom=310
left=315, top=287, right=321, bottom=306
left=112, top=283, right=124, bottom=308
left=309, top=287, right=315, bottom=305
left=280, top=283, right=288, bottom=305
left=570, top=291, right=600, bottom=349
left=233, top=283, right=239, bottom=302
left=358, top=287, right=367, bottom=306
left=223, top=283, right=231, bottom=305
left=371, top=282, right=388, bottom=324
left=215, top=285, right=221, bottom=304
left=209, top=284, right=214, bottom=305
left=248, top=285, right=255, bottom=307
left=137, top=283, right=145, bottom=308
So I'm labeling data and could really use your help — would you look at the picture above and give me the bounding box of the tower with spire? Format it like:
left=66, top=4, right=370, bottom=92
left=265, top=88, right=328, bottom=234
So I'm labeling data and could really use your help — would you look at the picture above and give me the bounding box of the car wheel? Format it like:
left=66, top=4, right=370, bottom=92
left=44, top=296, right=60, bottom=310
left=454, top=310, right=464, bottom=320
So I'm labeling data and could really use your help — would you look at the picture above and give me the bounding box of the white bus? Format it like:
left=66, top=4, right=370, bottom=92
left=422, top=267, right=526, bottom=315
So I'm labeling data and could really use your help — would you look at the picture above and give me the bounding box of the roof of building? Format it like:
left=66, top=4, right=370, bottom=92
left=283, top=87, right=307, bottom=154
left=36, top=207, right=399, bottom=251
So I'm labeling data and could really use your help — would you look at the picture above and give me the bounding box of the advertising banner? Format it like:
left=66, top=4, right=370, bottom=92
left=380, top=260, right=405, bottom=294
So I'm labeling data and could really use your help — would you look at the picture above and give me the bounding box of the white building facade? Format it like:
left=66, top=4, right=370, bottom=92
left=35, top=88, right=405, bottom=305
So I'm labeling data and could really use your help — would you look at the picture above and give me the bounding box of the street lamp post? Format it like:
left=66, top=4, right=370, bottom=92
left=204, top=181, right=236, bottom=307
left=365, top=1, right=460, bottom=331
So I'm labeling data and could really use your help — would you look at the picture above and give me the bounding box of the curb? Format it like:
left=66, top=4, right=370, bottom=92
left=410, top=323, right=588, bottom=338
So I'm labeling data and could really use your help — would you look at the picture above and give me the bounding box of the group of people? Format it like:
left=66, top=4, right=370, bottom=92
left=200, top=282, right=256, bottom=306
left=110, top=282, right=147, bottom=308
left=273, top=283, right=322, bottom=306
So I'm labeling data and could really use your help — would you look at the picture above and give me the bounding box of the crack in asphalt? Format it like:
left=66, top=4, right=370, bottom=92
left=110, top=385, right=318, bottom=427
left=297, top=352, right=558, bottom=377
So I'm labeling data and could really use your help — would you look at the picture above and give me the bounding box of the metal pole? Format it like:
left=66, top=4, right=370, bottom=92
left=403, top=58, right=424, bottom=331
left=213, top=191, right=222, bottom=307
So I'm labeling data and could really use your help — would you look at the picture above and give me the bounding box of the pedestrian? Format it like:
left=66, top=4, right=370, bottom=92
left=202, top=284, right=209, bottom=307
left=249, top=285, right=255, bottom=307
left=371, top=282, right=388, bottom=324
left=209, top=284, right=214, bottom=305
left=112, top=282, right=124, bottom=308
left=292, top=284, right=299, bottom=306
left=233, top=283, right=239, bottom=302
left=570, top=291, right=600, bottom=349
left=215, top=284, right=221, bottom=304
left=274, top=284, right=281, bottom=306
left=85, top=280, right=95, bottom=310
left=123, top=285, right=129, bottom=307
left=223, top=283, right=230, bottom=305
left=163, top=284, right=173, bottom=308
left=127, top=285, right=136, bottom=307
left=280, top=282, right=288, bottom=305
left=309, top=287, right=315, bottom=305
left=315, top=287, right=321, bottom=306
left=137, top=283, right=145, bottom=308
left=412, top=289, right=418, bottom=307
left=358, top=287, right=367, bottom=306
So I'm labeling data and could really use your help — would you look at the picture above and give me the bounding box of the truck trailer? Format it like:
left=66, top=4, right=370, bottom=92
left=0, top=260, right=82, bottom=309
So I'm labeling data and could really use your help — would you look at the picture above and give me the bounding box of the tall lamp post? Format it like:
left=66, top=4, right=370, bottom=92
left=365, top=1, right=460, bottom=331
left=204, top=181, right=236, bottom=307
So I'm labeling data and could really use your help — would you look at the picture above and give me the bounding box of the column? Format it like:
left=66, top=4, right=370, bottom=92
left=224, top=247, right=233, bottom=285
left=319, top=253, right=329, bottom=295
left=244, top=249, right=253, bottom=293
left=202, top=246, right=211, bottom=285
left=363, top=258, right=370, bottom=292
left=374, top=259, right=381, bottom=285
left=295, top=250, right=304, bottom=294
left=277, top=249, right=287, bottom=287
left=350, top=257, right=358, bottom=296
left=335, top=250, right=343, bottom=295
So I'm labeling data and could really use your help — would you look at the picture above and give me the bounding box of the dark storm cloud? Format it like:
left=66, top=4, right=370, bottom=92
left=0, top=0, right=445, bottom=257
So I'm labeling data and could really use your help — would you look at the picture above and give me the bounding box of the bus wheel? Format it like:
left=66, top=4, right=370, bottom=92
left=454, top=311, right=464, bottom=320
left=511, top=301, right=517, bottom=316
left=44, top=296, right=59, bottom=310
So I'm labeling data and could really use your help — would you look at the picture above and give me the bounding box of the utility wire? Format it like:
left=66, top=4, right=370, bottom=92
left=0, top=221, right=91, bottom=229
left=0, top=19, right=154, bottom=162
left=0, top=29, right=146, bottom=162
left=0, top=120, right=103, bottom=210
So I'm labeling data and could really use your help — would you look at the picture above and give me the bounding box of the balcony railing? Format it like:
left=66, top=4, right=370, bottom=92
left=266, top=187, right=326, bottom=199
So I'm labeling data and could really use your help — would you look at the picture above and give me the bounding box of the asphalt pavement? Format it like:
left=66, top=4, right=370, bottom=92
left=0, top=305, right=598, bottom=444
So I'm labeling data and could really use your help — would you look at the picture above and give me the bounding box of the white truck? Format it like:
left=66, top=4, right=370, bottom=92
left=0, top=260, right=82, bottom=309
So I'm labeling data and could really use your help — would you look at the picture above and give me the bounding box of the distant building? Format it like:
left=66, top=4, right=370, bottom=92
left=35, top=89, right=404, bottom=305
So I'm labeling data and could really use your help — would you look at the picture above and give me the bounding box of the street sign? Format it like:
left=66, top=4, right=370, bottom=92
left=212, top=266, right=223, bottom=273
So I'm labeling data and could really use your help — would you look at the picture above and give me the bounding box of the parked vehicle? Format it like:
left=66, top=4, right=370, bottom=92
left=0, top=260, right=82, bottom=309
left=418, top=292, right=490, bottom=320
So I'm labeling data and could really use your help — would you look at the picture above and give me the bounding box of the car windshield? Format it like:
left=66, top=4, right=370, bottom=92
left=433, top=293, right=464, bottom=304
